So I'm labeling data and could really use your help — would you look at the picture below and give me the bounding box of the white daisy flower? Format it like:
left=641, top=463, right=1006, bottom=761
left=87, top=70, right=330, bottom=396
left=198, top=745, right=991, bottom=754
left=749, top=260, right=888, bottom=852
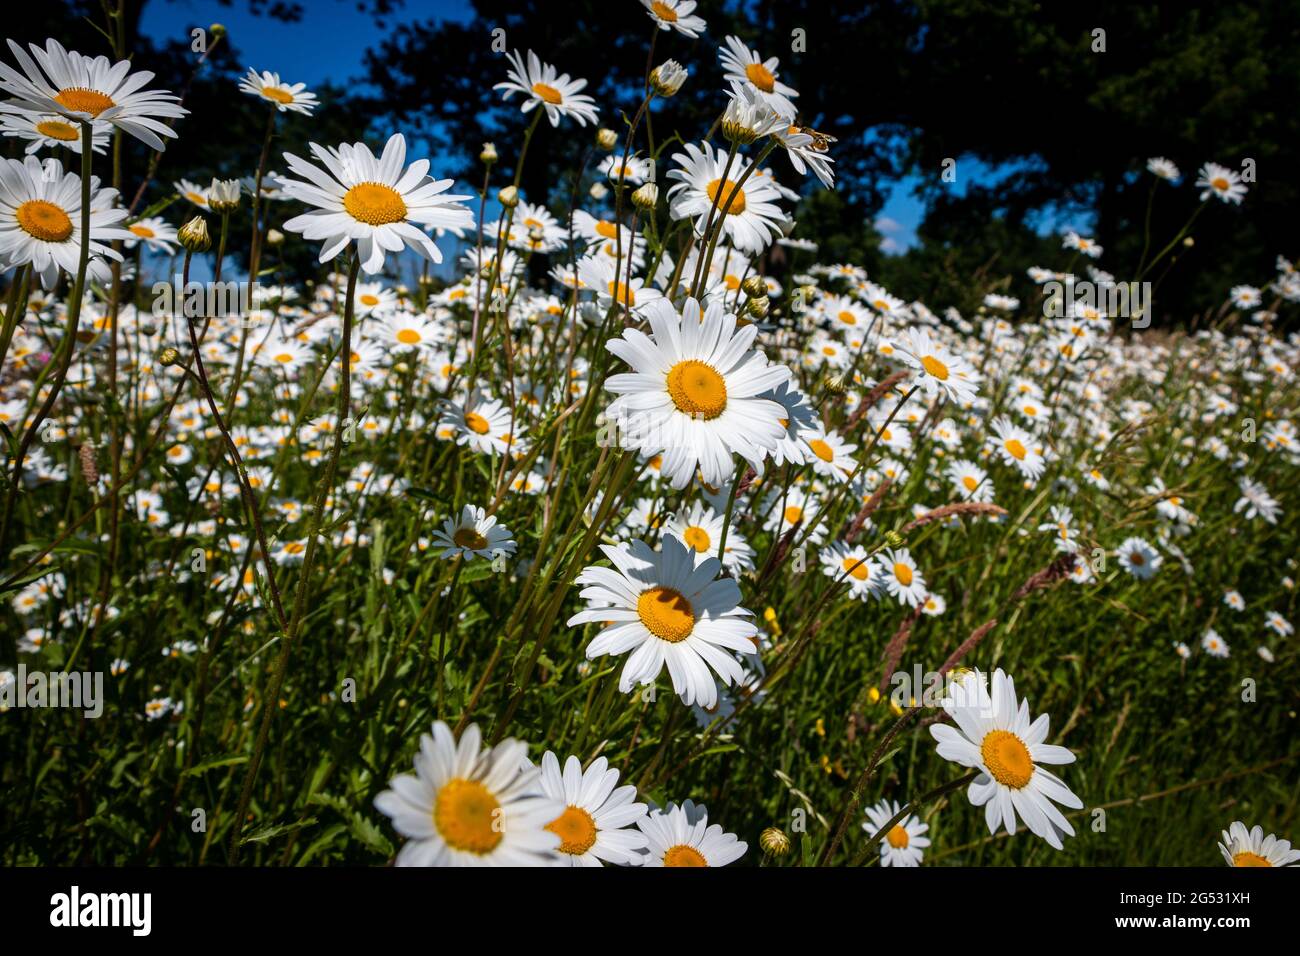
left=493, top=49, right=599, bottom=127
left=635, top=799, right=747, bottom=866
left=238, top=68, right=318, bottom=115
left=662, top=499, right=755, bottom=573
left=863, top=799, right=930, bottom=866
left=602, top=296, right=792, bottom=490
left=666, top=141, right=789, bottom=254
left=880, top=547, right=927, bottom=607
left=1146, top=157, right=1180, bottom=181
left=990, top=416, right=1046, bottom=480
left=535, top=752, right=649, bottom=867
left=1234, top=476, right=1281, bottom=524
left=122, top=215, right=176, bottom=253
left=567, top=535, right=757, bottom=709
left=1217, top=821, right=1300, bottom=867
left=895, top=326, right=980, bottom=404
left=0, top=155, right=129, bottom=288
left=430, top=504, right=517, bottom=561
left=0, top=38, right=187, bottom=151
left=0, top=105, right=109, bottom=154
left=930, top=669, right=1083, bottom=849
left=1116, top=536, right=1162, bottom=580
left=642, top=0, right=707, bottom=37
left=279, top=132, right=474, bottom=274
left=1196, top=161, right=1247, bottom=204
left=1264, top=611, right=1293, bottom=637
left=717, top=35, right=798, bottom=119
left=374, top=721, right=562, bottom=866
left=820, top=541, right=886, bottom=602
left=1201, top=628, right=1230, bottom=658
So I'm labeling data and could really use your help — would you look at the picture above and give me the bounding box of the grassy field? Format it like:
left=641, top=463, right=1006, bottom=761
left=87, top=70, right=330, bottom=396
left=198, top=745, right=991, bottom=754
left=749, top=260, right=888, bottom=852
left=0, top=21, right=1297, bottom=868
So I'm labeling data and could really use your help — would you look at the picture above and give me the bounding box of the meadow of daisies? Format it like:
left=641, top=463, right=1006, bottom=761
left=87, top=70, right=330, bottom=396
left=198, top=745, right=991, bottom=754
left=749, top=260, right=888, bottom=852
left=1, top=2, right=1298, bottom=869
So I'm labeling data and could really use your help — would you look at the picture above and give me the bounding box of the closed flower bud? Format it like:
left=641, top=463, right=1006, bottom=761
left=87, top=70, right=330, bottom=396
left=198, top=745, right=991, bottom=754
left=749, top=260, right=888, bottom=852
left=650, top=59, right=688, bottom=97
left=208, top=178, right=241, bottom=213
left=158, top=347, right=181, bottom=367
left=759, top=827, right=791, bottom=856
left=209, top=23, right=227, bottom=38
left=480, top=141, right=498, bottom=164
left=596, top=128, right=618, bottom=151
left=497, top=185, right=519, bottom=208
left=742, top=275, right=767, bottom=298
left=266, top=228, right=284, bottom=246
left=631, top=182, right=658, bottom=211
left=746, top=294, right=770, bottom=318
left=178, top=216, right=211, bottom=253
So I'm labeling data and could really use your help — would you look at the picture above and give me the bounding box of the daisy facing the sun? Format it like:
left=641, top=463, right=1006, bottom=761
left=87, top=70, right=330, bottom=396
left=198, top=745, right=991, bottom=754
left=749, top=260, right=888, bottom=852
left=278, top=132, right=474, bottom=275
left=567, top=534, right=758, bottom=709
left=602, top=296, right=793, bottom=490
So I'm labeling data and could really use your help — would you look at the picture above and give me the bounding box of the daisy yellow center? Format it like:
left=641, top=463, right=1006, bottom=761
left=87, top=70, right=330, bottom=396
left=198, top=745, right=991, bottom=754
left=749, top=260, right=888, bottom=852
left=962, top=475, right=978, bottom=492
left=284, top=542, right=306, bottom=554
left=667, top=360, right=727, bottom=419
left=784, top=505, right=803, bottom=524
left=129, top=224, right=155, bottom=238
left=343, top=181, right=408, bottom=226
left=893, top=562, right=913, bottom=586
left=608, top=280, right=635, bottom=306
left=595, top=220, right=619, bottom=240
left=663, top=844, right=708, bottom=867
left=842, top=557, right=869, bottom=581
left=809, top=438, right=834, bottom=462
left=838, top=310, right=857, bottom=325
left=921, top=355, right=949, bottom=380
left=35, top=119, right=79, bottom=141
left=464, top=411, right=490, bottom=434
left=683, top=526, right=711, bottom=553
left=1211, top=177, right=1229, bottom=191
left=886, top=825, right=909, bottom=849
left=359, top=294, right=380, bottom=306
left=546, top=806, right=598, bottom=855
left=54, top=87, right=115, bottom=117
left=1004, top=438, right=1027, bottom=461
left=273, top=352, right=295, bottom=364
left=706, top=178, right=747, bottom=215
left=532, top=82, right=563, bottom=105
left=453, top=527, right=489, bottom=551
left=980, top=729, right=1034, bottom=789
left=1232, top=851, right=1271, bottom=868
left=651, top=1, right=679, bottom=22
left=261, top=86, right=294, bottom=105
left=637, top=586, right=695, bottom=643
left=745, top=62, right=776, bottom=93
left=187, top=192, right=207, bottom=205
left=16, top=200, right=73, bottom=243
left=433, top=778, right=502, bottom=854
left=396, top=328, right=421, bottom=345
left=1129, top=550, right=1145, bottom=566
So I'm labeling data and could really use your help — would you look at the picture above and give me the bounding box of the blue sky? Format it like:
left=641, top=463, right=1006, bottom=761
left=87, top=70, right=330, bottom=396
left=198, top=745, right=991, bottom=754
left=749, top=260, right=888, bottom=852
left=139, top=1, right=1082, bottom=258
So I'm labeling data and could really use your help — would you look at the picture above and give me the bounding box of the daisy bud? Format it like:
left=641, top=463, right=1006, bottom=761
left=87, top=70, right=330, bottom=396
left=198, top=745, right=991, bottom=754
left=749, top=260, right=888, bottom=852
left=1182, top=236, right=1194, bottom=247
left=209, top=23, right=227, bottom=38
left=178, top=216, right=211, bottom=253
left=823, top=371, right=847, bottom=395
left=480, top=141, right=498, bottom=164
left=158, top=347, right=181, bottom=367
left=595, top=128, right=618, bottom=151
left=759, top=827, right=791, bottom=856
left=631, top=182, right=658, bottom=212
left=589, top=182, right=608, bottom=201
left=497, top=185, right=519, bottom=208
left=650, top=59, right=688, bottom=97
left=778, top=217, right=797, bottom=237
left=885, top=530, right=905, bottom=548
left=266, top=228, right=284, bottom=246
left=746, top=294, right=770, bottom=319
left=742, top=275, right=767, bottom=298
left=208, top=178, right=241, bottom=213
